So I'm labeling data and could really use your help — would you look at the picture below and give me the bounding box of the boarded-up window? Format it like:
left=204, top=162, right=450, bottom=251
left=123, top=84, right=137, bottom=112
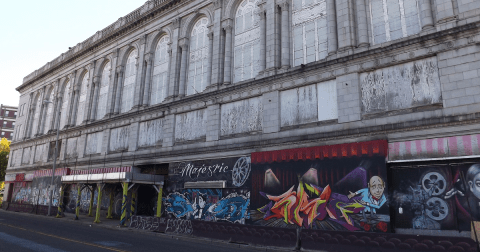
left=187, top=18, right=209, bottom=96
left=22, top=147, right=31, bottom=164
left=59, top=80, right=71, bottom=129
left=34, top=144, right=47, bottom=163
left=151, top=36, right=170, bottom=104
left=65, top=137, right=78, bottom=159
left=281, top=80, right=338, bottom=127
left=175, top=110, right=207, bottom=142
left=360, top=57, right=441, bottom=114
left=97, top=61, right=111, bottom=119
left=76, top=72, right=89, bottom=125
left=292, top=0, right=328, bottom=66
left=48, top=140, right=62, bottom=161
left=85, top=132, right=102, bottom=155
left=234, top=0, right=261, bottom=83
left=138, top=119, right=164, bottom=148
left=121, top=50, right=137, bottom=113
left=370, top=0, right=421, bottom=44
left=221, top=97, right=263, bottom=136
left=109, top=126, right=129, bottom=152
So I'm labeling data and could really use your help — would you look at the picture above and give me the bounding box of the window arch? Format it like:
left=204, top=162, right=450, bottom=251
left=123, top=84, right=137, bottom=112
left=370, top=0, right=421, bottom=44
left=292, top=0, right=328, bottom=66
left=234, top=0, right=261, bottom=83
left=151, top=36, right=170, bottom=104
left=43, top=88, right=55, bottom=134
left=97, top=61, right=111, bottom=119
left=121, top=49, right=137, bottom=113
left=59, top=80, right=71, bottom=129
left=76, top=71, right=88, bottom=125
left=187, top=18, right=209, bottom=96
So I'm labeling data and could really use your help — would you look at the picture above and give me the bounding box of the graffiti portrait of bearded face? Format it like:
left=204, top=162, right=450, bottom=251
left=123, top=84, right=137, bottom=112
left=369, top=176, right=385, bottom=199
left=467, top=164, right=480, bottom=200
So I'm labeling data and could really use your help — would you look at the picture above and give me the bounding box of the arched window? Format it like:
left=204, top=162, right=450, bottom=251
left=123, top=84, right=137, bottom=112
left=187, top=18, right=209, bottom=96
left=121, top=50, right=137, bottom=113
left=151, top=36, right=170, bottom=104
left=234, top=0, right=261, bottom=83
left=43, top=88, right=55, bottom=134
left=370, top=0, right=421, bottom=44
left=76, top=71, right=88, bottom=125
left=30, top=94, right=41, bottom=136
left=97, top=61, right=111, bottom=119
left=59, top=80, right=71, bottom=129
left=292, top=0, right=328, bottom=66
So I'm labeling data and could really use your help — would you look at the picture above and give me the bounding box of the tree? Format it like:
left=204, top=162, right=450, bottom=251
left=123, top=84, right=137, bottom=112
left=0, top=138, right=10, bottom=182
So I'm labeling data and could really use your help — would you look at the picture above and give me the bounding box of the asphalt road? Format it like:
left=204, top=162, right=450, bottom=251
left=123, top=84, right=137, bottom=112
left=0, top=211, right=258, bottom=252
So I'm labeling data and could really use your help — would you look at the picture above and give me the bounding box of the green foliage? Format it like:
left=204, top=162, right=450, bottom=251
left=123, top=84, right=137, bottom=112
left=0, top=151, right=7, bottom=182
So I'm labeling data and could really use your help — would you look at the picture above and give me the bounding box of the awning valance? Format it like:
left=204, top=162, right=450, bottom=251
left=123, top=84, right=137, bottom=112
left=61, top=172, right=164, bottom=185
left=251, top=140, right=388, bottom=164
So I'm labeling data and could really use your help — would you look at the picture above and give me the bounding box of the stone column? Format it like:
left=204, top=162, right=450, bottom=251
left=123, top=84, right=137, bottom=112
left=178, top=39, right=189, bottom=97
left=167, top=18, right=181, bottom=99
left=280, top=2, right=290, bottom=69
left=210, top=3, right=224, bottom=86
left=81, top=62, right=95, bottom=123
left=133, top=36, right=147, bottom=109
left=105, top=50, right=118, bottom=117
left=258, top=10, right=266, bottom=73
left=114, top=67, right=124, bottom=114
left=90, top=77, right=100, bottom=120
left=223, top=24, right=233, bottom=85
left=142, top=53, right=154, bottom=106
left=419, top=0, right=434, bottom=30
left=206, top=31, right=214, bottom=87
left=356, top=0, right=369, bottom=48
left=327, top=0, right=338, bottom=55
left=70, top=89, right=80, bottom=125
left=53, top=96, right=63, bottom=131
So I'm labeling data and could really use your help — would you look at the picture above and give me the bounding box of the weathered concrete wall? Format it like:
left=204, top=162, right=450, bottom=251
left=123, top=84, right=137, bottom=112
left=138, top=118, right=164, bottom=148
left=175, top=109, right=207, bottom=142
left=221, top=97, right=263, bottom=136
left=10, top=149, right=22, bottom=168
left=109, top=126, right=130, bottom=152
left=360, top=57, right=442, bottom=114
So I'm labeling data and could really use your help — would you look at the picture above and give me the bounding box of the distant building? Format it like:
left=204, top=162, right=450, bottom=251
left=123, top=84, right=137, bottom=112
left=0, top=104, right=17, bottom=141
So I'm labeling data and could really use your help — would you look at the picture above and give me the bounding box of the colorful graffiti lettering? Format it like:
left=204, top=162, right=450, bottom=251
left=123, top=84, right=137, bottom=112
left=164, top=189, right=250, bottom=224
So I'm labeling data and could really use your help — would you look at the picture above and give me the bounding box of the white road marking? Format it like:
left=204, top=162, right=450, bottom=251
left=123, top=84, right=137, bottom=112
left=94, top=241, right=130, bottom=247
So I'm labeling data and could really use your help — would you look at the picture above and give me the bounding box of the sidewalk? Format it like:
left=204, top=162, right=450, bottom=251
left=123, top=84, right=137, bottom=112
left=0, top=209, right=303, bottom=252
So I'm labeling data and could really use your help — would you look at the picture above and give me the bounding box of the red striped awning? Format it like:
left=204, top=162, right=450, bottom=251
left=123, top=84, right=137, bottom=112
left=251, top=140, right=388, bottom=164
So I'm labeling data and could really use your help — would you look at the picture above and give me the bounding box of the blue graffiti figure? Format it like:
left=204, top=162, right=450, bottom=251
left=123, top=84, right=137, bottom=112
left=208, top=192, right=250, bottom=224
left=165, top=192, right=194, bottom=218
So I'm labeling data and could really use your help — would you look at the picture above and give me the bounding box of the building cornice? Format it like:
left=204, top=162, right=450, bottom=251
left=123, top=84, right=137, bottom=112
left=17, top=0, right=182, bottom=92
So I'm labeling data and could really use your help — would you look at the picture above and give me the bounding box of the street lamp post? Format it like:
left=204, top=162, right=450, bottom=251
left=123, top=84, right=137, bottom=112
left=44, top=99, right=60, bottom=216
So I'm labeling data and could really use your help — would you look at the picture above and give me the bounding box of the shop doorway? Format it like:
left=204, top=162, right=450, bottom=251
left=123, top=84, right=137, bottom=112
left=136, top=185, right=157, bottom=216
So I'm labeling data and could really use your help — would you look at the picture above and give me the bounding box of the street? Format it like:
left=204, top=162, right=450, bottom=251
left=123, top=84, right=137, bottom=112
left=0, top=211, right=258, bottom=252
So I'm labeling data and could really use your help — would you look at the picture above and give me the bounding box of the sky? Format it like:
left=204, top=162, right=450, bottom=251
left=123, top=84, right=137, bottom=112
left=0, top=0, right=146, bottom=107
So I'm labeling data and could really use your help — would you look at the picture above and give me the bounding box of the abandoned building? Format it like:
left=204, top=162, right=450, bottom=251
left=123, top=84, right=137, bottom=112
left=4, top=0, right=480, bottom=250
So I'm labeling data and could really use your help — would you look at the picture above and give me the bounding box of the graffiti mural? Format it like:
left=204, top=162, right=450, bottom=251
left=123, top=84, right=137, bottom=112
left=165, top=156, right=252, bottom=224
left=168, top=156, right=251, bottom=189
left=31, top=176, right=62, bottom=206
left=164, top=189, right=250, bottom=224
left=12, top=183, right=32, bottom=204
left=165, top=219, right=193, bottom=234
left=392, top=167, right=456, bottom=230
left=250, top=141, right=390, bottom=232
left=129, top=216, right=166, bottom=231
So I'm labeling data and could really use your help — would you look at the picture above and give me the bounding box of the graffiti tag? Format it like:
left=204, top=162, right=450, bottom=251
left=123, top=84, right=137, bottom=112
left=165, top=219, right=193, bottom=235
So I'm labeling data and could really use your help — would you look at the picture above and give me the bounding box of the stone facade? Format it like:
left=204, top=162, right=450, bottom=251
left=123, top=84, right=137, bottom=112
left=6, top=0, right=480, bottom=240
